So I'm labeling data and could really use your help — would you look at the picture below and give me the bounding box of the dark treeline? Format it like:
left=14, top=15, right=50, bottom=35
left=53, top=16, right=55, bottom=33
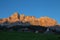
left=0, top=24, right=60, bottom=34
left=0, top=21, right=60, bottom=34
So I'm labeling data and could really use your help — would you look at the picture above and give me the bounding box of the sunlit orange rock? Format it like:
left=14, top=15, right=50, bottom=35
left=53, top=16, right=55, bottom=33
left=0, top=18, right=8, bottom=24
left=0, top=12, right=58, bottom=27
left=24, top=16, right=32, bottom=22
left=20, top=14, right=25, bottom=22
left=38, top=16, right=57, bottom=27
left=24, top=16, right=39, bottom=25
left=30, top=19, right=39, bottom=25
left=8, top=12, right=20, bottom=23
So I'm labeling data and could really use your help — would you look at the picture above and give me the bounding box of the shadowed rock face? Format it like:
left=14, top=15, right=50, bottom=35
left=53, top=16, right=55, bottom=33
left=0, top=12, right=58, bottom=27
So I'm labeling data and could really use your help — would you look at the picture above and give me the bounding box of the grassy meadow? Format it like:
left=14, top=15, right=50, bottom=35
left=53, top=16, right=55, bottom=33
left=0, top=31, right=60, bottom=40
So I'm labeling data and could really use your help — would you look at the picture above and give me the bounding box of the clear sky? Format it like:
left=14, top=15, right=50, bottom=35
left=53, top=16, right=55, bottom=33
left=0, top=0, right=60, bottom=24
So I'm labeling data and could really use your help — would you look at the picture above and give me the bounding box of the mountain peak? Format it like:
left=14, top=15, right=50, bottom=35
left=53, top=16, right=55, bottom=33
left=11, top=12, right=19, bottom=17
left=8, top=12, right=20, bottom=23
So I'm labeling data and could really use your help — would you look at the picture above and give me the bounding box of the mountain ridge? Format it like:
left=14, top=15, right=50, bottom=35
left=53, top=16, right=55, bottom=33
left=0, top=12, right=57, bottom=27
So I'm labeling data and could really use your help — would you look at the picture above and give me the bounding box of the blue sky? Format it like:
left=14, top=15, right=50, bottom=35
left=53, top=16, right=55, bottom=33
left=0, top=0, right=60, bottom=24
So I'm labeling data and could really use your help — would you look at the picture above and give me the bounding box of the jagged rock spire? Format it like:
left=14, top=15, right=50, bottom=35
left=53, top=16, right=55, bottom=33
left=10, top=12, right=20, bottom=19
left=20, top=14, right=25, bottom=22
left=8, top=12, right=20, bottom=23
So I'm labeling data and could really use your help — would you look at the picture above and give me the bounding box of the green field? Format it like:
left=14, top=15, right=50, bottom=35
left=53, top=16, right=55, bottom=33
left=0, top=31, right=60, bottom=40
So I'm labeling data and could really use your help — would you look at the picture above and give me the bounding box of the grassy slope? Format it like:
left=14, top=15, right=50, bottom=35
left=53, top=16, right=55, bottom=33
left=0, top=31, right=60, bottom=40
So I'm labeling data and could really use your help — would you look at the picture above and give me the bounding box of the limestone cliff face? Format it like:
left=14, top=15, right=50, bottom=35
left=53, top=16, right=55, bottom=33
left=24, top=16, right=39, bottom=25
left=0, top=12, right=57, bottom=27
left=38, top=17, right=57, bottom=27
left=20, top=14, right=25, bottom=22
left=0, top=18, right=8, bottom=24
left=8, top=12, right=20, bottom=23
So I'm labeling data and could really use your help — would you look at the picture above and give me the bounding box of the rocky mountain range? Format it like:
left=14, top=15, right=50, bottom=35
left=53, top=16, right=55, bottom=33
left=0, top=12, right=57, bottom=27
